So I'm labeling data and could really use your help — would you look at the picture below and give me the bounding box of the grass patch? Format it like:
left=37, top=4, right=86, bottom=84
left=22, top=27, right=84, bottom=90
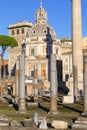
left=0, top=96, right=84, bottom=129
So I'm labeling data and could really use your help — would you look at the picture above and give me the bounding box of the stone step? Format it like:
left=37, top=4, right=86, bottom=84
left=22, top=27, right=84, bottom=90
left=0, top=122, right=9, bottom=127
left=72, top=123, right=87, bottom=130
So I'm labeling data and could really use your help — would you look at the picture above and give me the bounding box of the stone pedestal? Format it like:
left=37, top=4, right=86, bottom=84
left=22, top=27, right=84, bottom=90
left=63, top=77, right=74, bottom=103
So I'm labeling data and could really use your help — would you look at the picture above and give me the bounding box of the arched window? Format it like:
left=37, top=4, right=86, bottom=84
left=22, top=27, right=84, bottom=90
left=22, top=28, right=24, bottom=34
left=56, top=48, right=58, bottom=54
left=17, top=29, right=19, bottom=35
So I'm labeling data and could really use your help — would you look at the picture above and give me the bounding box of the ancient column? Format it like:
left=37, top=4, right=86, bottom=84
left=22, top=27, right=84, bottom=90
left=82, top=50, right=87, bottom=115
left=0, top=66, right=2, bottom=95
left=72, top=50, right=87, bottom=130
left=33, top=64, right=38, bottom=101
left=15, top=57, right=20, bottom=101
left=18, top=54, right=26, bottom=113
left=50, top=54, right=58, bottom=114
left=72, top=0, right=83, bottom=101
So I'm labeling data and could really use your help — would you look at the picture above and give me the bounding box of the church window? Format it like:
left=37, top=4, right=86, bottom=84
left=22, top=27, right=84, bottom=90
left=31, top=70, right=34, bottom=78
left=31, top=49, right=35, bottom=56
left=56, top=48, right=58, bottom=54
left=12, top=30, right=14, bottom=35
left=32, top=30, right=36, bottom=34
left=22, top=28, right=24, bottom=34
left=64, top=65, right=68, bottom=71
left=44, top=30, right=47, bottom=34
left=17, top=29, right=19, bottom=35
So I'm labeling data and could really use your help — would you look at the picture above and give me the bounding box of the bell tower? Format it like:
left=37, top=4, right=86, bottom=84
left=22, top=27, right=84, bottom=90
left=35, top=1, right=47, bottom=23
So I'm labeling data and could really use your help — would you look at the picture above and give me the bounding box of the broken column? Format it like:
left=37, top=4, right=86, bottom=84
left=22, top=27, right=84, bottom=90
left=33, top=64, right=38, bottom=101
left=18, top=43, right=26, bottom=113
left=49, top=54, right=58, bottom=114
left=72, top=0, right=83, bottom=101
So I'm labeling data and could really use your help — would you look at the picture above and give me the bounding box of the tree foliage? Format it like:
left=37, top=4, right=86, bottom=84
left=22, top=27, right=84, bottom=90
left=0, top=35, right=18, bottom=58
left=0, top=35, right=18, bottom=47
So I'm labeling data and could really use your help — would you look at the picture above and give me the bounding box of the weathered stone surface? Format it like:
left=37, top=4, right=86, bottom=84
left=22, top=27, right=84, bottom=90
left=72, top=116, right=87, bottom=130
left=0, top=115, right=9, bottom=121
left=10, top=120, right=22, bottom=127
left=39, top=118, right=48, bottom=129
left=63, top=95, right=74, bottom=104
left=77, top=116, right=87, bottom=122
left=51, top=120, right=68, bottom=129
left=72, top=123, right=87, bottom=130
left=0, top=123, right=9, bottom=127
left=23, top=118, right=33, bottom=127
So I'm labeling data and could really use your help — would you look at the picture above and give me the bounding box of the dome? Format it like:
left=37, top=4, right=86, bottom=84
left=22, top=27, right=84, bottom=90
left=26, top=23, right=57, bottom=40
left=26, top=2, right=57, bottom=41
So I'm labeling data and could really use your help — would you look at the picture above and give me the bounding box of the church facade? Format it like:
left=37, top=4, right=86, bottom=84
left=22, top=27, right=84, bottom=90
left=8, top=3, right=67, bottom=84
left=9, top=2, right=87, bottom=95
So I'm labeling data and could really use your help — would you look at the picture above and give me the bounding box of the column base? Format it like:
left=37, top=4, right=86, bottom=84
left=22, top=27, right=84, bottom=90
left=48, top=109, right=58, bottom=115
left=34, top=96, right=38, bottom=102
left=18, top=99, right=27, bottom=113
left=18, top=108, right=27, bottom=114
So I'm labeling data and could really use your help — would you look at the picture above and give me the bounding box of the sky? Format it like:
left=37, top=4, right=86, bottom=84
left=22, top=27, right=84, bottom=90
left=0, top=0, right=87, bottom=59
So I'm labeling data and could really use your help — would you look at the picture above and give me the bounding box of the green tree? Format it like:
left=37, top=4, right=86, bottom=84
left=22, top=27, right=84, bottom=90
left=0, top=35, right=18, bottom=78
left=0, top=35, right=18, bottom=58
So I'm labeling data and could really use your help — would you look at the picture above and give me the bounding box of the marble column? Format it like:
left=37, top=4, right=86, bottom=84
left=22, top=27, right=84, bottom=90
left=0, top=66, right=2, bottom=95
left=50, top=54, right=58, bottom=114
left=82, top=50, right=87, bottom=115
left=18, top=54, right=26, bottom=113
left=15, top=57, right=20, bottom=101
left=34, top=64, right=38, bottom=101
left=72, top=50, right=87, bottom=130
left=72, top=0, right=83, bottom=101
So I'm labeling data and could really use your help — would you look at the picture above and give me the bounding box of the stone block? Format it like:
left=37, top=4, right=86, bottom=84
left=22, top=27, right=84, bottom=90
left=51, top=120, right=68, bottom=129
left=0, top=122, right=9, bottom=126
left=63, top=95, right=74, bottom=103
left=10, top=120, right=22, bottom=127
left=23, top=118, right=33, bottom=127
left=39, top=118, right=48, bottom=129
